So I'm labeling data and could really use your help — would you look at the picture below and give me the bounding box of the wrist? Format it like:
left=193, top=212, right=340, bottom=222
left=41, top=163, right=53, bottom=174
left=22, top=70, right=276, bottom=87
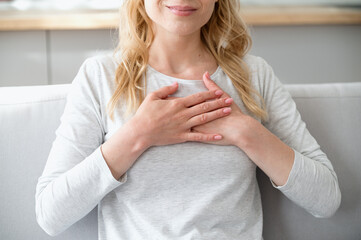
left=122, top=118, right=152, bottom=153
left=127, top=116, right=153, bottom=150
left=101, top=119, right=150, bottom=180
left=234, top=115, right=261, bottom=150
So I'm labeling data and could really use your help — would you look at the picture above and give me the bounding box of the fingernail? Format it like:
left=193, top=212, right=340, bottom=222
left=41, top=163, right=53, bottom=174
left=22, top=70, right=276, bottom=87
left=205, top=72, right=210, bottom=79
left=215, top=90, right=223, bottom=96
left=214, top=135, right=222, bottom=140
left=225, top=98, right=233, bottom=104
left=172, top=82, right=178, bottom=86
left=223, top=107, right=231, bottom=113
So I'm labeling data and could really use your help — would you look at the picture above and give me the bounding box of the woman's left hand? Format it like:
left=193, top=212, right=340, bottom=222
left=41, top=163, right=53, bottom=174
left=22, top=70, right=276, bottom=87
left=190, top=72, right=254, bottom=148
left=192, top=72, right=295, bottom=186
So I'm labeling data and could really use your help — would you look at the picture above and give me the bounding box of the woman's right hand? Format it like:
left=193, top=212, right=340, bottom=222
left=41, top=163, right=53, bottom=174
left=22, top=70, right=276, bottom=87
left=101, top=82, right=233, bottom=180
left=130, top=82, right=233, bottom=148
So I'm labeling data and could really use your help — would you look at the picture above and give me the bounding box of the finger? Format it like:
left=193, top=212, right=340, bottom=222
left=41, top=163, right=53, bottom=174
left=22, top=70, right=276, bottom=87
left=166, top=96, right=179, bottom=100
left=187, top=97, right=233, bottom=118
left=186, top=107, right=232, bottom=128
left=203, top=72, right=219, bottom=90
left=203, top=72, right=230, bottom=98
left=183, top=132, right=223, bottom=142
left=152, top=82, right=179, bottom=99
left=181, top=90, right=224, bottom=108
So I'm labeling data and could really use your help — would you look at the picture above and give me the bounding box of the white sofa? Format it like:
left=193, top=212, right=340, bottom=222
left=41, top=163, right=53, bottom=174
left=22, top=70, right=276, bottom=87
left=0, top=82, right=360, bottom=240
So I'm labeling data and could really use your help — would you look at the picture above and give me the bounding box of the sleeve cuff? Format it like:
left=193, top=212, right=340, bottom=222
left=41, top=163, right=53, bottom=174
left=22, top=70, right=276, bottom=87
left=270, top=148, right=302, bottom=192
left=93, top=145, right=128, bottom=185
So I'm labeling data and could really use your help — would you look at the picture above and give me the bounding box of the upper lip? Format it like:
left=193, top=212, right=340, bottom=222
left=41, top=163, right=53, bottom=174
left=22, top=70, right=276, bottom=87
left=166, top=5, right=197, bottom=11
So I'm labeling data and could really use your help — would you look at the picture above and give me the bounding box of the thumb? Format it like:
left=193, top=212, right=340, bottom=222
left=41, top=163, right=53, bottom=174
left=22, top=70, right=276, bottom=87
left=203, top=72, right=220, bottom=91
left=153, top=82, right=179, bottom=99
left=202, top=72, right=229, bottom=97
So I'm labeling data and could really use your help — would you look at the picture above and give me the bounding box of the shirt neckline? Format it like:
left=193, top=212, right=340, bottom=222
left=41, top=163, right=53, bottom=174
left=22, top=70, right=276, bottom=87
left=147, top=64, right=222, bottom=83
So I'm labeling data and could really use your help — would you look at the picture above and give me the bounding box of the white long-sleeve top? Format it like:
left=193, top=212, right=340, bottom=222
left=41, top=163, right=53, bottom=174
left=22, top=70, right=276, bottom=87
left=35, top=54, right=341, bottom=239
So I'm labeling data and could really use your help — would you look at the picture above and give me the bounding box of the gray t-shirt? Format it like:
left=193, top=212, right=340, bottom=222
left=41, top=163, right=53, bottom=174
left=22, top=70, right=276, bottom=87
left=35, top=54, right=341, bottom=239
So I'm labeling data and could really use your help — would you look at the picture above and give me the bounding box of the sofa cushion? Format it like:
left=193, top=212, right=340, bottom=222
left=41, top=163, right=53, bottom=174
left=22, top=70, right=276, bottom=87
left=260, top=82, right=361, bottom=240
left=0, top=84, right=97, bottom=240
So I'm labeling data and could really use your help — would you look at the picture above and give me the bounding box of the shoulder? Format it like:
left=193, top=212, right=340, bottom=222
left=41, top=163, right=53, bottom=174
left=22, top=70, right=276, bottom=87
left=243, top=54, right=273, bottom=76
left=65, top=53, right=120, bottom=113
left=73, top=53, right=120, bottom=92
left=242, top=54, right=280, bottom=98
left=80, top=53, right=119, bottom=75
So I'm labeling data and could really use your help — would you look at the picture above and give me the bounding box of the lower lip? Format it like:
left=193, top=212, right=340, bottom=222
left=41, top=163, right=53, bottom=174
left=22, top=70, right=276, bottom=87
left=167, top=7, right=196, bottom=16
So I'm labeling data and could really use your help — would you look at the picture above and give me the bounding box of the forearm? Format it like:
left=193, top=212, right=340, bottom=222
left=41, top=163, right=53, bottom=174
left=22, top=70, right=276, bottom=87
left=236, top=117, right=294, bottom=186
left=36, top=146, right=124, bottom=236
left=36, top=113, right=149, bottom=236
left=101, top=119, right=150, bottom=180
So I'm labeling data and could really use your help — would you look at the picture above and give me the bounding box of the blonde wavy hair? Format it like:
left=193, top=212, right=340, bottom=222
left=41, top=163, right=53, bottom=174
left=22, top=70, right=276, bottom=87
left=107, top=0, right=267, bottom=121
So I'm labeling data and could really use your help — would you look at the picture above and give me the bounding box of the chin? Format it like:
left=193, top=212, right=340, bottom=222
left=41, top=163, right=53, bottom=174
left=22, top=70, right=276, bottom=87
left=163, top=23, right=202, bottom=37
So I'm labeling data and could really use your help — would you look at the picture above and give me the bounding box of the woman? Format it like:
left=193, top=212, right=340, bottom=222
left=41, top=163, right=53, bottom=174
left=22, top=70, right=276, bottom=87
left=35, top=0, right=341, bottom=239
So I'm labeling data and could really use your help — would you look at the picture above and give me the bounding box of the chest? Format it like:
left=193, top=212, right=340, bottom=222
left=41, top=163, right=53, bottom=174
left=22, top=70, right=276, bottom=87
left=115, top=142, right=256, bottom=204
left=102, top=72, right=257, bottom=201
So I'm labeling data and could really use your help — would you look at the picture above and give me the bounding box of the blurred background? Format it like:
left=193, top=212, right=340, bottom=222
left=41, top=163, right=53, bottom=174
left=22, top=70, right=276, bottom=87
left=0, top=0, right=360, bottom=86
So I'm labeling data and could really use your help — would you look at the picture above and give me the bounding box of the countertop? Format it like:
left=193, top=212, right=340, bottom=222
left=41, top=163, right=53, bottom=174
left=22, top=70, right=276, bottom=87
left=0, top=6, right=361, bottom=31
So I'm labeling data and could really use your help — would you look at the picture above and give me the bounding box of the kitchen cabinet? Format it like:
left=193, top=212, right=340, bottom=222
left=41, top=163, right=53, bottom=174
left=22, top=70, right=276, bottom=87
left=0, top=31, right=47, bottom=87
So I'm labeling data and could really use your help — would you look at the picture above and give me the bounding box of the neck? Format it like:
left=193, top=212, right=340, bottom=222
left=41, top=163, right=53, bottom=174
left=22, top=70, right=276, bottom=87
left=148, top=28, right=213, bottom=75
